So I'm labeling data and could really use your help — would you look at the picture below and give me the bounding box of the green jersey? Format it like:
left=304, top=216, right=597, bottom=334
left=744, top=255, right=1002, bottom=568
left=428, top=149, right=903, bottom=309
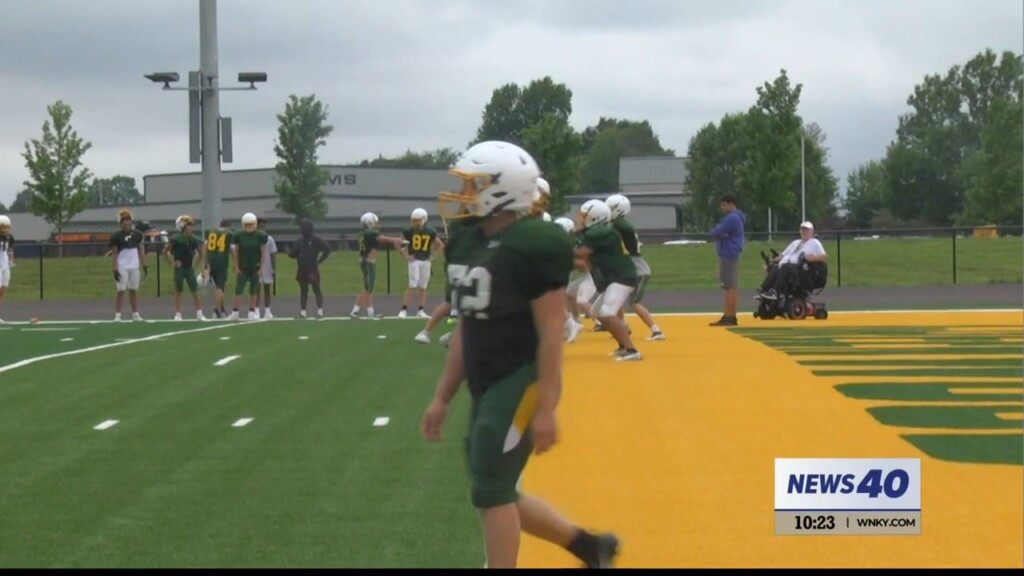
left=169, top=233, right=203, bottom=268
left=402, top=225, right=438, bottom=260
left=358, top=229, right=381, bottom=259
left=452, top=218, right=574, bottom=396
left=580, top=223, right=637, bottom=291
left=233, top=229, right=268, bottom=271
left=443, top=217, right=484, bottom=304
left=205, top=228, right=232, bottom=269
left=611, top=217, right=641, bottom=256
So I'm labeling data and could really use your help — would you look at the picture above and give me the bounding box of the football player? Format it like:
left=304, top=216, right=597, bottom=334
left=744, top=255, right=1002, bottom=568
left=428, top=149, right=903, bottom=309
left=574, top=199, right=641, bottom=361
left=165, top=215, right=207, bottom=321
left=352, top=212, right=403, bottom=319
left=110, top=209, right=146, bottom=322
left=397, top=208, right=443, bottom=318
left=204, top=219, right=233, bottom=319
left=414, top=205, right=476, bottom=345
left=605, top=194, right=664, bottom=341
left=554, top=216, right=586, bottom=343
left=0, top=214, right=13, bottom=322
left=228, top=212, right=268, bottom=320
left=422, top=140, right=619, bottom=569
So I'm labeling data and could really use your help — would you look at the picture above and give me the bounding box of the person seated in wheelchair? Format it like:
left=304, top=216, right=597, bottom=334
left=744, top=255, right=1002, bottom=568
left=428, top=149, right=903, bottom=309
left=756, top=221, right=827, bottom=301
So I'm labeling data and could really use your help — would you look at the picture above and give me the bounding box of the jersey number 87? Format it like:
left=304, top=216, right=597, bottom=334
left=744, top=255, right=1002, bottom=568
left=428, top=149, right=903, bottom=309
left=448, top=264, right=492, bottom=319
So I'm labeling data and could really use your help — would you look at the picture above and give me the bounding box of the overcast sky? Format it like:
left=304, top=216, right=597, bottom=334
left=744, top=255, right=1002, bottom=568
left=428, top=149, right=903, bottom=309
left=1, top=0, right=1021, bottom=208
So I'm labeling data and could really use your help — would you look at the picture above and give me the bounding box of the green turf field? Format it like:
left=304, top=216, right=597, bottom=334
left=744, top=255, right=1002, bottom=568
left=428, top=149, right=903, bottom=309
left=0, top=318, right=482, bottom=568
left=5, top=235, right=1021, bottom=301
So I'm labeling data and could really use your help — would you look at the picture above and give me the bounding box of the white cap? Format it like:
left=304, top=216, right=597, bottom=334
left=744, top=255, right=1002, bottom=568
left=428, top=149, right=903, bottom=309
left=800, top=221, right=814, bottom=230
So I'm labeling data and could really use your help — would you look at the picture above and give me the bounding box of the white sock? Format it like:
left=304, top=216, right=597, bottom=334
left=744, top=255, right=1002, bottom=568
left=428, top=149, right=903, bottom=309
left=651, top=324, right=661, bottom=333
left=367, top=307, right=374, bottom=316
left=352, top=305, right=360, bottom=313
left=318, top=308, right=324, bottom=315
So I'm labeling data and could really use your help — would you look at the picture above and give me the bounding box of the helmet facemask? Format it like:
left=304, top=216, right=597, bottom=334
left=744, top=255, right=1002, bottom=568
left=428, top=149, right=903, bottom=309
left=437, top=171, right=492, bottom=220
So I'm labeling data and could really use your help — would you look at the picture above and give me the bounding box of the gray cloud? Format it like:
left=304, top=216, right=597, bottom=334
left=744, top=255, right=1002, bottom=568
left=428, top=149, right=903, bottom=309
left=1, top=0, right=1021, bottom=208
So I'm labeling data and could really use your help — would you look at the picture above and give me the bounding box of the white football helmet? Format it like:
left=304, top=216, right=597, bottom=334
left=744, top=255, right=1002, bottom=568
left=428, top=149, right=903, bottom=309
left=531, top=177, right=552, bottom=217
left=0, top=215, right=11, bottom=235
left=554, top=217, right=575, bottom=234
left=241, top=212, right=257, bottom=231
left=197, top=273, right=214, bottom=289
left=410, top=208, right=428, bottom=228
left=438, top=140, right=541, bottom=219
left=605, top=194, right=631, bottom=219
left=577, top=199, right=611, bottom=230
left=175, top=214, right=194, bottom=232
left=360, top=212, right=379, bottom=229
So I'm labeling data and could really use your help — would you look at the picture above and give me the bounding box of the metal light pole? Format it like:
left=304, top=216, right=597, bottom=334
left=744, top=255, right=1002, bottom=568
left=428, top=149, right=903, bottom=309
left=199, top=0, right=221, bottom=234
left=144, top=0, right=266, bottom=235
left=800, top=131, right=806, bottom=223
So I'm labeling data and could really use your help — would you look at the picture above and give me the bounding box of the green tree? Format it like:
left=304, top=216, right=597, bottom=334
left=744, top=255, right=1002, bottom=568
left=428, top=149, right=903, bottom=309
left=273, top=94, right=334, bottom=223
left=956, top=95, right=1023, bottom=226
left=22, top=100, right=92, bottom=242
left=356, top=147, right=460, bottom=169
left=473, top=76, right=573, bottom=145
left=883, top=49, right=1022, bottom=225
left=9, top=189, right=33, bottom=212
left=844, top=160, right=888, bottom=229
left=683, top=112, right=750, bottom=232
left=472, top=77, right=581, bottom=213
left=739, top=69, right=804, bottom=232
left=578, top=117, right=675, bottom=195
left=89, top=175, right=142, bottom=207
left=796, top=122, right=840, bottom=225
left=0, top=200, right=7, bottom=213
left=521, top=113, right=583, bottom=214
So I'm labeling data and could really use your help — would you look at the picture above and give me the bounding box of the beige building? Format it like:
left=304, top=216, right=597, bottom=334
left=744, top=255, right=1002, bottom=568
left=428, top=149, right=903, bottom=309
left=9, top=156, right=691, bottom=241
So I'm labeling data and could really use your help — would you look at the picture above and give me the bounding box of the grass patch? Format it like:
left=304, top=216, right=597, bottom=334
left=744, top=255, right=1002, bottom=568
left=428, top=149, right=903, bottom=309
left=4, top=235, right=1020, bottom=301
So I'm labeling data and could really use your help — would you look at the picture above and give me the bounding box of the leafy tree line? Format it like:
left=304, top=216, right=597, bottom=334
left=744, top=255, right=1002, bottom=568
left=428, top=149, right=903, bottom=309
left=844, top=48, right=1022, bottom=229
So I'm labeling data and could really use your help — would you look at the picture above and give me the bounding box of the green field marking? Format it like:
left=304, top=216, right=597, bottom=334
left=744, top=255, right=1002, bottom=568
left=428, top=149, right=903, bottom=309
left=835, top=382, right=1024, bottom=402
left=734, top=322, right=1024, bottom=465
left=0, top=320, right=484, bottom=567
left=781, top=347, right=1023, bottom=356
left=812, top=367, right=1022, bottom=377
left=803, top=358, right=1023, bottom=367
left=901, top=433, right=1024, bottom=465
left=7, top=235, right=1023, bottom=301
left=866, top=405, right=1023, bottom=429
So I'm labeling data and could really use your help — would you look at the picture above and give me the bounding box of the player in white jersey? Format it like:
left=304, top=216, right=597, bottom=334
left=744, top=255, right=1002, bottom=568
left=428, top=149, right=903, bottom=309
left=0, top=215, right=14, bottom=322
left=255, top=217, right=278, bottom=319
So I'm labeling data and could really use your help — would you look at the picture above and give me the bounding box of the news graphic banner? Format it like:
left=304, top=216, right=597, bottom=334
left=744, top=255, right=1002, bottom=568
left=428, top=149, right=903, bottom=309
left=775, top=458, right=921, bottom=535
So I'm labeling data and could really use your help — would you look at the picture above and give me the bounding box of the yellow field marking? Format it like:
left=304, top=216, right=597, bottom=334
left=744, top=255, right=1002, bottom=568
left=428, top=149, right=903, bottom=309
left=517, top=311, right=1023, bottom=568
left=996, top=412, right=1024, bottom=421
left=947, top=387, right=1024, bottom=395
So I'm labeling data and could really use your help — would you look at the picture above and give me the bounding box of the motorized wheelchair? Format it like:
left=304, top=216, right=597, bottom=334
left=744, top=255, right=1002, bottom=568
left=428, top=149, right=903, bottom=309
left=752, top=248, right=830, bottom=320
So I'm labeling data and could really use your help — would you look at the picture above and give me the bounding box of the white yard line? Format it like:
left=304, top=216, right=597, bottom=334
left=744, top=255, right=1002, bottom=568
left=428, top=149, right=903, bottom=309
left=213, top=355, right=241, bottom=367
left=0, top=322, right=243, bottom=375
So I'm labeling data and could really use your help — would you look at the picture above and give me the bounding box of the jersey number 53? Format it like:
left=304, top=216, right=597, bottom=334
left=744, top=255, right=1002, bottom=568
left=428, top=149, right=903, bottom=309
left=448, top=264, right=492, bottom=318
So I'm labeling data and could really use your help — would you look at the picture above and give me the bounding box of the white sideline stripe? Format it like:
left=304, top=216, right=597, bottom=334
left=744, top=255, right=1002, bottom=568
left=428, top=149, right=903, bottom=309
left=21, top=327, right=80, bottom=332
left=0, top=322, right=242, bottom=375
left=93, top=420, right=119, bottom=431
left=214, top=355, right=241, bottom=366
left=60, top=338, right=74, bottom=342
left=220, top=336, right=231, bottom=340
left=0, top=308, right=1017, bottom=327
left=298, top=336, right=309, bottom=340
left=373, top=417, right=390, bottom=427
left=232, top=418, right=254, bottom=428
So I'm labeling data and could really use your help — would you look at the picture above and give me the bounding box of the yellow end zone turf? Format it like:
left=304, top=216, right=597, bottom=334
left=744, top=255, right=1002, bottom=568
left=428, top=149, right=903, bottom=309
left=517, top=310, right=1023, bottom=568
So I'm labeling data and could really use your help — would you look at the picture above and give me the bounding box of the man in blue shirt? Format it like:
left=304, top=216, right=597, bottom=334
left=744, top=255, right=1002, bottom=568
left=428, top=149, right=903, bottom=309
left=708, top=193, right=745, bottom=326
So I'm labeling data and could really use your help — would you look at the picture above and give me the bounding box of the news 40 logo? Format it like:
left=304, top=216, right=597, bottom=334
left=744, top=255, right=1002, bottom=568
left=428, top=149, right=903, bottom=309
left=774, top=458, right=921, bottom=535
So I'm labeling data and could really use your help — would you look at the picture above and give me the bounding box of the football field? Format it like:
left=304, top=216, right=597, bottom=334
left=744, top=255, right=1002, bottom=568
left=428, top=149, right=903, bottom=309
left=0, top=310, right=1021, bottom=568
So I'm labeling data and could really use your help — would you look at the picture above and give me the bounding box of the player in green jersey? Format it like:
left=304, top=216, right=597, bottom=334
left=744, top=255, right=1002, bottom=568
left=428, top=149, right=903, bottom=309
left=397, top=208, right=443, bottom=318
left=604, top=193, right=664, bottom=341
left=574, top=199, right=641, bottom=361
left=422, top=140, right=619, bottom=569
left=351, top=212, right=404, bottom=319
left=165, top=214, right=207, bottom=321
left=228, top=212, right=268, bottom=320
left=204, top=219, right=233, bottom=318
